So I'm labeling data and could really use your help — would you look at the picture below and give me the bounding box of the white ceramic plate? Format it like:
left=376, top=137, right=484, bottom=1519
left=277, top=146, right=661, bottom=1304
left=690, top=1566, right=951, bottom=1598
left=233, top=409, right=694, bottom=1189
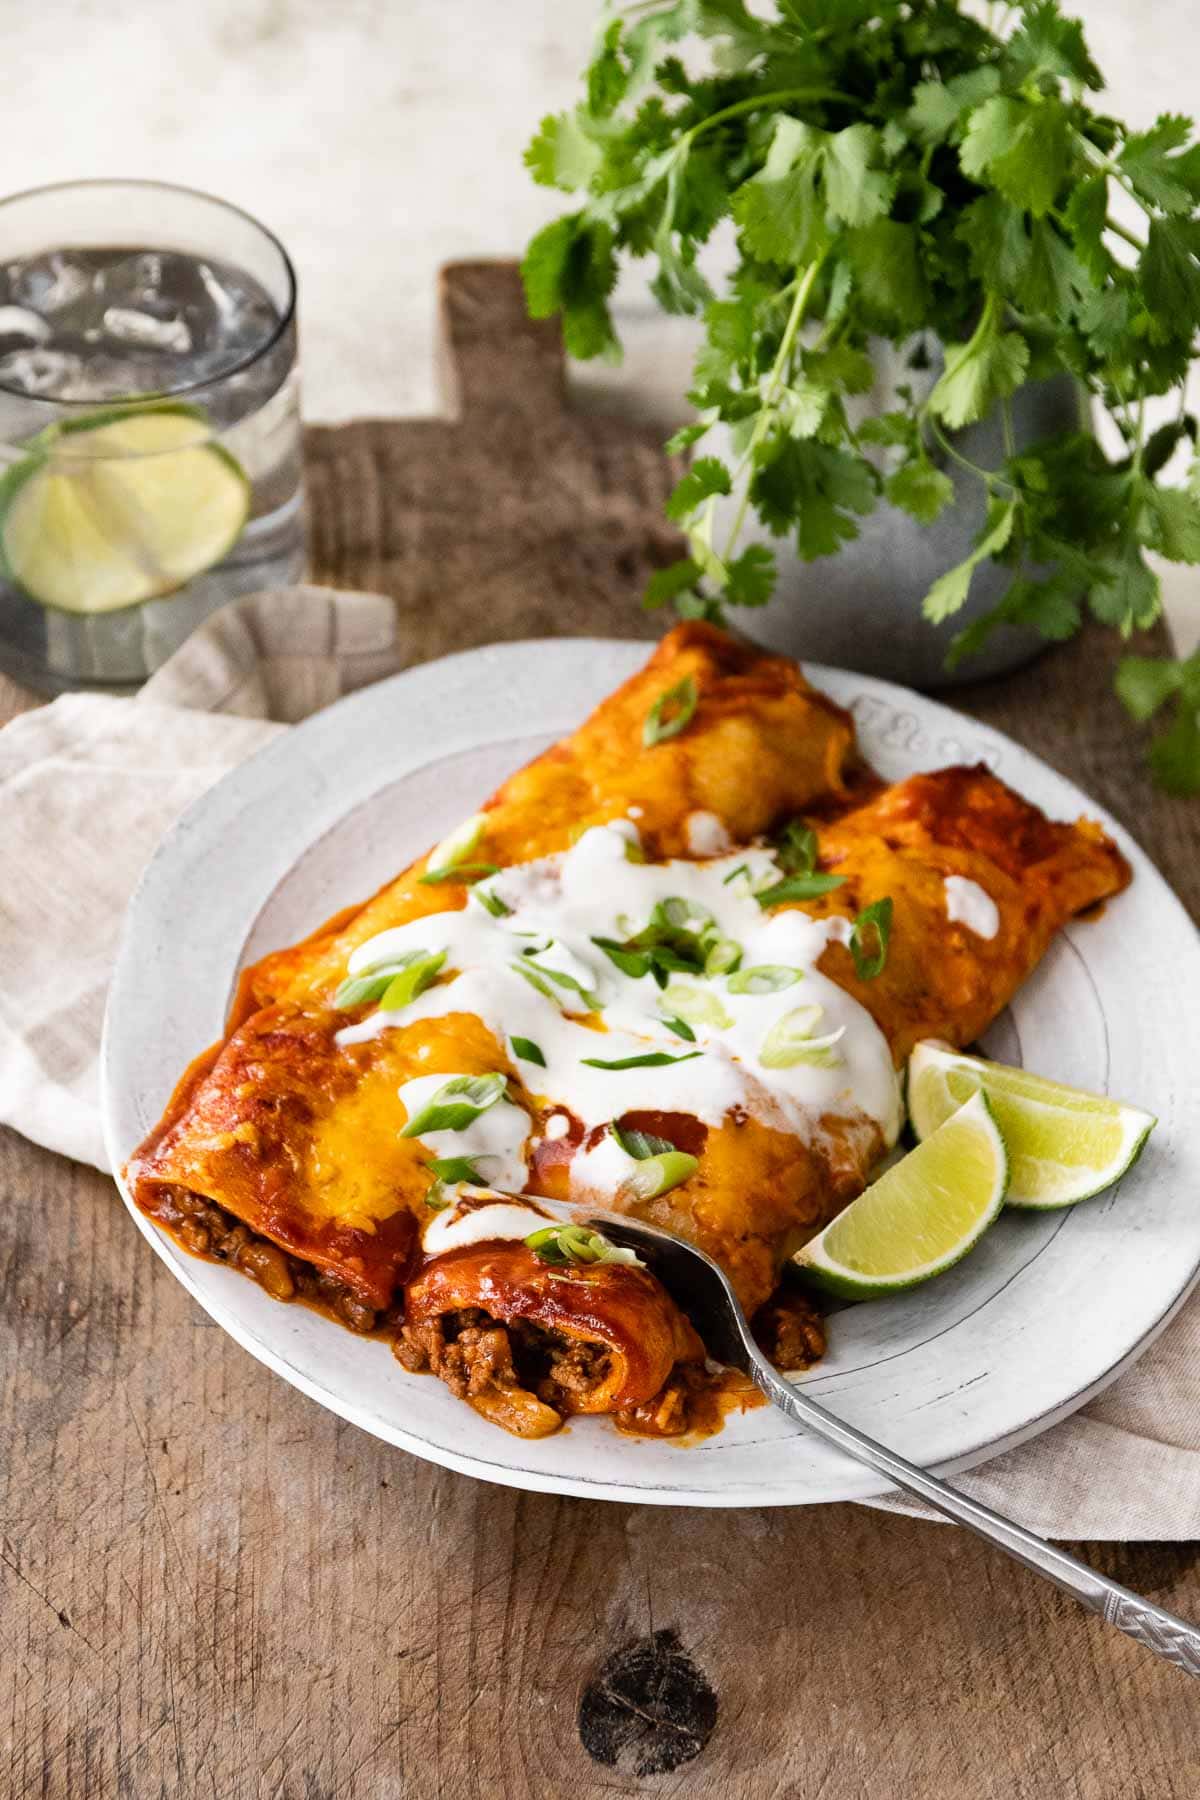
left=102, top=639, right=1200, bottom=1506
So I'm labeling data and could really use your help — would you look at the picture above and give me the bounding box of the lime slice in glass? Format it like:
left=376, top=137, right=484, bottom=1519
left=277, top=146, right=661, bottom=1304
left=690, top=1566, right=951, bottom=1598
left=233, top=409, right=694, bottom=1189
left=0, top=403, right=250, bottom=614
left=795, top=1093, right=1007, bottom=1299
left=907, top=1040, right=1155, bottom=1211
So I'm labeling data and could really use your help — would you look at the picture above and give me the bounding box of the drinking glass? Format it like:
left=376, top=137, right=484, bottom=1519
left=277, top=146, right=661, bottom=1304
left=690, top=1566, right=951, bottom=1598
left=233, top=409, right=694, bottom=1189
left=0, top=179, right=304, bottom=693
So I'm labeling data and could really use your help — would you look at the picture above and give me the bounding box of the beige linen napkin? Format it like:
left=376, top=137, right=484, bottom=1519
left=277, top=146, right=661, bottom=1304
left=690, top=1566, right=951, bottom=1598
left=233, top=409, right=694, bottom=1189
left=2, top=583, right=1197, bottom=1539
left=0, top=586, right=403, bottom=1168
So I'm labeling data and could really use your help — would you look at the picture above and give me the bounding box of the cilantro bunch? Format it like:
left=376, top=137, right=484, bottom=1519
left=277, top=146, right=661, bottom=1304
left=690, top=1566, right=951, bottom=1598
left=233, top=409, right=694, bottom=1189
left=522, top=0, right=1200, bottom=791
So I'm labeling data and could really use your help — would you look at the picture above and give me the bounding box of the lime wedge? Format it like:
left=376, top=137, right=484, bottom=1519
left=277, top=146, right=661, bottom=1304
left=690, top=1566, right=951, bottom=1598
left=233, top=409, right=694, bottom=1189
left=0, top=403, right=249, bottom=614
left=907, top=1040, right=1155, bottom=1211
left=795, top=1093, right=1007, bottom=1299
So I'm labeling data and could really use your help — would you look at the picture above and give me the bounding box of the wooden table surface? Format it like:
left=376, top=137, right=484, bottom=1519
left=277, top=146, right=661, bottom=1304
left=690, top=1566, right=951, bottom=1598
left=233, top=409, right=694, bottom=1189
left=6, top=679, right=1200, bottom=1800
left=5, top=265, right=1200, bottom=1799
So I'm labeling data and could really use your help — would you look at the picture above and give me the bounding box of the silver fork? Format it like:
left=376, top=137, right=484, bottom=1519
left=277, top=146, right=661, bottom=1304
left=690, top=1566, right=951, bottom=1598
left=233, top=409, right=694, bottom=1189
left=588, top=1213, right=1200, bottom=1677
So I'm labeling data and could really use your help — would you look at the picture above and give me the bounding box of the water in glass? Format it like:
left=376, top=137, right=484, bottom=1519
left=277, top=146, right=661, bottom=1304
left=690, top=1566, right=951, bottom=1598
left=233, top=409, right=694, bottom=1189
left=0, top=241, right=302, bottom=692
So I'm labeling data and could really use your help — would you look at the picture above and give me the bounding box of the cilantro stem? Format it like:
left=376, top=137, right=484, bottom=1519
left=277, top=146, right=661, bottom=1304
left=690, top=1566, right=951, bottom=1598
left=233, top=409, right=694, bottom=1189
left=926, top=416, right=1016, bottom=494
left=720, top=253, right=827, bottom=561
left=682, top=89, right=855, bottom=150
left=1001, top=397, right=1016, bottom=462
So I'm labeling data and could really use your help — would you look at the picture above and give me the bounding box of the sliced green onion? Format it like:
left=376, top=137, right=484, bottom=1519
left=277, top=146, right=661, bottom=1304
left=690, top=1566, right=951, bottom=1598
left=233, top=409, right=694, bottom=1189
left=624, top=838, right=647, bottom=864
left=722, top=863, right=750, bottom=887
left=510, top=1035, right=546, bottom=1066
left=418, top=862, right=499, bottom=886
left=772, top=819, right=818, bottom=876
left=401, top=1072, right=508, bottom=1138
left=643, top=674, right=698, bottom=747
left=425, top=1180, right=452, bottom=1211
left=850, top=896, right=893, bottom=980
left=525, top=1224, right=642, bottom=1268
left=612, top=1123, right=676, bottom=1159
left=519, top=957, right=601, bottom=1012
left=657, top=895, right=714, bottom=931
left=422, top=811, right=486, bottom=881
left=511, top=960, right=559, bottom=1002
left=592, top=936, right=651, bottom=980
left=379, top=950, right=446, bottom=1011
left=660, top=980, right=733, bottom=1030
left=755, top=871, right=846, bottom=907
left=427, top=1155, right=481, bottom=1183
left=704, top=936, right=742, bottom=976
left=727, top=964, right=802, bottom=996
left=620, top=1149, right=699, bottom=1201
left=333, top=962, right=415, bottom=1009
left=472, top=885, right=512, bottom=918
left=760, top=1007, right=846, bottom=1070
left=581, top=1050, right=702, bottom=1070
left=662, top=1015, right=696, bottom=1042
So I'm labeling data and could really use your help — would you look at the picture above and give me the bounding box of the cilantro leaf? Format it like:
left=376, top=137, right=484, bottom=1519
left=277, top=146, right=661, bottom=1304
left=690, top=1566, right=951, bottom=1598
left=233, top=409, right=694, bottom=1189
left=957, top=195, right=1032, bottom=294
left=645, top=557, right=702, bottom=609
left=1139, top=218, right=1200, bottom=320
left=521, top=213, right=620, bottom=362
left=1089, top=542, right=1161, bottom=633
left=844, top=219, right=926, bottom=326
left=929, top=303, right=1029, bottom=430
left=886, top=459, right=955, bottom=526
left=525, top=111, right=605, bottom=192
left=922, top=500, right=1017, bottom=623
left=665, top=457, right=731, bottom=523
left=907, top=68, right=1002, bottom=144
left=1119, top=116, right=1200, bottom=216
left=724, top=543, right=776, bottom=607
left=822, top=125, right=896, bottom=227
left=1063, top=177, right=1111, bottom=285
left=1115, top=655, right=1184, bottom=722
left=1141, top=486, right=1200, bottom=563
left=732, top=128, right=828, bottom=266
left=1149, top=702, right=1200, bottom=795
left=1004, top=1, right=1102, bottom=89
left=753, top=440, right=876, bottom=559
left=587, top=19, right=628, bottom=118
left=960, top=96, right=1072, bottom=219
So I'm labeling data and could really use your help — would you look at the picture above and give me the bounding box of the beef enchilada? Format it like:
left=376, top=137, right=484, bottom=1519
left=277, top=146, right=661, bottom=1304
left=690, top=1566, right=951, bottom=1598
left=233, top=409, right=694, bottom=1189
left=127, top=624, right=1130, bottom=1438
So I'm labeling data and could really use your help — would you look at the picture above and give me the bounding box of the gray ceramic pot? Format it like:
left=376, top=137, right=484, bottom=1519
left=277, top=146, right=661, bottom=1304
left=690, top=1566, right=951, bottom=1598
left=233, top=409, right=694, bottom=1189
left=716, top=345, right=1081, bottom=689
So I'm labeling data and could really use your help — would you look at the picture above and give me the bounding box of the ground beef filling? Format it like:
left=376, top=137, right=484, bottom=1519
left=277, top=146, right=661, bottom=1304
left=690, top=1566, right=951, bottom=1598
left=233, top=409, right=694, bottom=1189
left=394, top=1308, right=613, bottom=1413
left=752, top=1284, right=827, bottom=1372
left=150, top=1185, right=381, bottom=1333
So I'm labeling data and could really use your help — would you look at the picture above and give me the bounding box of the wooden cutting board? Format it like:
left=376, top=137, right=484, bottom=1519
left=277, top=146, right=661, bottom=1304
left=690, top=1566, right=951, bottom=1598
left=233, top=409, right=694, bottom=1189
left=2, top=262, right=1199, bottom=1800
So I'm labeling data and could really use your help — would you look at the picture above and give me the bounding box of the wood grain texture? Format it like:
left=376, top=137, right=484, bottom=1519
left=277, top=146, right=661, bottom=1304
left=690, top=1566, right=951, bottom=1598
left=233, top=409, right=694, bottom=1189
left=4, top=262, right=1200, bottom=1799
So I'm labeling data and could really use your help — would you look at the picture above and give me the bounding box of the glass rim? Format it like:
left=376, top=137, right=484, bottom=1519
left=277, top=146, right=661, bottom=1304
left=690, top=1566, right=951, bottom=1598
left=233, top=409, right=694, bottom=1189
left=0, top=176, right=298, bottom=409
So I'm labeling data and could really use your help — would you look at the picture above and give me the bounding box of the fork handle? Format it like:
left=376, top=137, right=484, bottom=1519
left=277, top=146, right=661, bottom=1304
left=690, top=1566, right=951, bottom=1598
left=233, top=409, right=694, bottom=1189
left=752, top=1360, right=1200, bottom=1677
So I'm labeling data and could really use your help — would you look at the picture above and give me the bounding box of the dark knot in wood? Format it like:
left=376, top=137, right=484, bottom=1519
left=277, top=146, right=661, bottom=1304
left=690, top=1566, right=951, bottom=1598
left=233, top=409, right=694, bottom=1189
left=577, top=1626, right=718, bottom=1777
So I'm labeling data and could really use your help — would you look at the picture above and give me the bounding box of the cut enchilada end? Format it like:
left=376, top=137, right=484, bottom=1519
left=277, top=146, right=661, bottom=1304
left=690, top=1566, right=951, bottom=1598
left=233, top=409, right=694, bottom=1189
left=125, top=627, right=1133, bottom=1441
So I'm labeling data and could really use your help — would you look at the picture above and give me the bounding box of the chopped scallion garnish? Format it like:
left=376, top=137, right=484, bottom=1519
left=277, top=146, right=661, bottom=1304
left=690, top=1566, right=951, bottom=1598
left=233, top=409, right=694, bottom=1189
left=704, top=936, right=742, bottom=976
left=620, top=1149, right=699, bottom=1201
left=759, top=1007, right=845, bottom=1070
left=850, top=897, right=894, bottom=980
left=472, top=885, right=512, bottom=917
left=660, top=980, right=732, bottom=1030
left=427, top=1155, right=482, bottom=1183
left=755, top=871, right=846, bottom=907
left=525, top=1224, right=642, bottom=1268
left=643, top=674, right=698, bottom=747
left=379, top=950, right=446, bottom=1011
left=661, top=1015, right=697, bottom=1042
left=401, top=1072, right=508, bottom=1138
left=727, top=964, right=802, bottom=995
left=418, top=862, right=500, bottom=886
left=611, top=1123, right=676, bottom=1159
left=420, top=812, right=487, bottom=882
left=581, top=1050, right=702, bottom=1070
left=510, top=1035, right=546, bottom=1067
